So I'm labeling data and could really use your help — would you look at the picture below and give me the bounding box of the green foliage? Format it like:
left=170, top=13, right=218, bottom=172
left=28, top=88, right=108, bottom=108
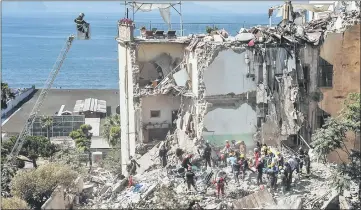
left=40, top=116, right=53, bottom=140
left=1, top=166, right=17, bottom=197
left=1, top=135, right=58, bottom=168
left=102, top=114, right=121, bottom=147
left=341, top=92, right=360, bottom=132
left=1, top=196, right=29, bottom=209
left=206, top=26, right=219, bottom=34
left=69, top=124, right=93, bottom=166
left=311, top=117, right=348, bottom=162
left=311, top=92, right=361, bottom=194
left=1, top=82, right=15, bottom=110
left=100, top=148, right=122, bottom=175
left=10, top=163, right=78, bottom=209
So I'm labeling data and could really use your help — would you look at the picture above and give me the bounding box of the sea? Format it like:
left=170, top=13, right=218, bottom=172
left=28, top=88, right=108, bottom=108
left=2, top=12, right=277, bottom=89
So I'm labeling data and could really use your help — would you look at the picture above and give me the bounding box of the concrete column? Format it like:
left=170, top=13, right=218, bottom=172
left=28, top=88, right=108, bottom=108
left=118, top=42, right=129, bottom=175
left=127, top=49, right=136, bottom=158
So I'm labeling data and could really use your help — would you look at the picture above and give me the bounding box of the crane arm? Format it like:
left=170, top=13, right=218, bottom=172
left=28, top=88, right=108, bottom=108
left=5, top=35, right=75, bottom=165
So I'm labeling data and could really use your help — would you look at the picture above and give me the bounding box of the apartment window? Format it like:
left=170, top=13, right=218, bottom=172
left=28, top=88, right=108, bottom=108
left=318, top=57, right=333, bottom=87
left=150, top=110, right=161, bottom=118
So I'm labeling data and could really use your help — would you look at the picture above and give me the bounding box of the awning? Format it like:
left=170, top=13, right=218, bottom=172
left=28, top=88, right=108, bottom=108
left=129, top=1, right=181, bottom=28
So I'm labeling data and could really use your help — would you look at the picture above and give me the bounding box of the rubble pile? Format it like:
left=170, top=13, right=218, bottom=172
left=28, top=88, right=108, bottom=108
left=78, top=143, right=348, bottom=210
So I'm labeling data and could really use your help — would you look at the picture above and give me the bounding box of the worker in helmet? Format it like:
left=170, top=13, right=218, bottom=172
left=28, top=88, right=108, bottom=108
left=182, top=154, right=193, bottom=169
left=266, top=163, right=277, bottom=190
left=74, top=13, right=89, bottom=39
left=256, top=157, right=264, bottom=185
left=276, top=151, right=284, bottom=167
left=185, top=166, right=197, bottom=192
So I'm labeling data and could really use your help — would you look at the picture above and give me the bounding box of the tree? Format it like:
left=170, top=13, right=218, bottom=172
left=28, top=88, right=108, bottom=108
left=311, top=92, right=361, bottom=199
left=10, top=163, right=78, bottom=209
left=1, top=82, right=15, bottom=110
left=69, top=124, right=93, bottom=168
left=40, top=116, right=53, bottom=140
left=1, top=196, right=29, bottom=209
left=1, top=135, right=58, bottom=168
left=101, top=114, right=121, bottom=147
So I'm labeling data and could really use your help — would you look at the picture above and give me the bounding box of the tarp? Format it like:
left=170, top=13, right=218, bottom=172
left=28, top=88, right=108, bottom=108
left=273, top=4, right=331, bottom=17
left=130, top=2, right=181, bottom=28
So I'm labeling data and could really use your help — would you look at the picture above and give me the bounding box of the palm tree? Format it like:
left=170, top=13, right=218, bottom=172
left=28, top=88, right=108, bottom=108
left=102, top=114, right=121, bottom=147
left=1, top=83, right=15, bottom=110
left=41, top=116, right=53, bottom=140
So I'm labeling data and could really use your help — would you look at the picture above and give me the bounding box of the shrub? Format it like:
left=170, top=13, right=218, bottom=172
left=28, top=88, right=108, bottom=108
left=10, top=163, right=78, bottom=209
left=1, top=196, right=29, bottom=209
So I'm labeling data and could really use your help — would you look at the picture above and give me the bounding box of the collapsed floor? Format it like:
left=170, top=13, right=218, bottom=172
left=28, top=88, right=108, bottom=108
left=78, top=144, right=359, bottom=209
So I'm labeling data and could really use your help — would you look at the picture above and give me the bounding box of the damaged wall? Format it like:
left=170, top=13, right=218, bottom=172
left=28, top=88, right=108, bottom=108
left=318, top=24, right=360, bottom=163
left=137, top=43, right=185, bottom=62
left=203, top=103, right=257, bottom=146
left=203, top=49, right=256, bottom=96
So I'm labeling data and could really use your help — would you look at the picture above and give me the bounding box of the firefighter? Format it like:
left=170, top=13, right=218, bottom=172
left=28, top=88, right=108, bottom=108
left=159, top=144, right=168, bottom=167
left=266, top=163, right=278, bottom=190
left=256, top=158, right=264, bottom=185
left=284, top=162, right=292, bottom=191
left=74, top=13, right=89, bottom=39
left=304, top=152, right=311, bottom=176
left=185, top=166, right=197, bottom=192
left=298, top=147, right=305, bottom=173
left=233, top=156, right=241, bottom=185
left=276, top=151, right=284, bottom=167
left=214, top=176, right=227, bottom=199
left=203, top=142, right=212, bottom=169
left=182, top=154, right=193, bottom=169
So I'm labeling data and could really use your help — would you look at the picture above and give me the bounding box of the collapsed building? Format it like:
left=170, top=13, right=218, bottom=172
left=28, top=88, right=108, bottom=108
left=117, top=0, right=360, bottom=174
left=67, top=1, right=361, bottom=209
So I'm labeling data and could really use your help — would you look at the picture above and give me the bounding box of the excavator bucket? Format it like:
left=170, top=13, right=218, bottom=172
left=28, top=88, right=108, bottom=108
left=76, top=23, right=91, bottom=40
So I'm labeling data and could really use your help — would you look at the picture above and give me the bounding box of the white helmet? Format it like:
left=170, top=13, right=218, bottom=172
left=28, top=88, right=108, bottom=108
left=79, top=13, right=85, bottom=17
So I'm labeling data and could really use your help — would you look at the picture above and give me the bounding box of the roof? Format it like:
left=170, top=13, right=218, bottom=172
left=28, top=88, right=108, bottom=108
left=2, top=89, right=120, bottom=134
left=73, top=98, right=107, bottom=113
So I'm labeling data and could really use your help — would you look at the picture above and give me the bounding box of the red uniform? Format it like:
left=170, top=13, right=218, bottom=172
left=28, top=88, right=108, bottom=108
left=254, top=151, right=260, bottom=166
left=214, top=177, right=226, bottom=197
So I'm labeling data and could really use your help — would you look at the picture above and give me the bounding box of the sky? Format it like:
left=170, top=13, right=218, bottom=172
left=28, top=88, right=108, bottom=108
left=2, top=1, right=284, bottom=15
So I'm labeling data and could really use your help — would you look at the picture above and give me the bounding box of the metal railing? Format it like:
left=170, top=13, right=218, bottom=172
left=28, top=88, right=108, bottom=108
left=133, top=22, right=268, bottom=36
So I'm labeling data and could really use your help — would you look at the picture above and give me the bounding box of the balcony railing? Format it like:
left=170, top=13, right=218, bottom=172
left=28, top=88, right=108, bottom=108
left=133, top=22, right=268, bottom=37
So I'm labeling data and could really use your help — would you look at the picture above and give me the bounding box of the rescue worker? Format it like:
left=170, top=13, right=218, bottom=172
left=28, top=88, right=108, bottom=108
left=279, top=167, right=287, bottom=194
left=128, top=156, right=140, bottom=175
left=288, top=156, right=299, bottom=174
left=203, top=142, right=212, bottom=169
left=304, top=152, right=311, bottom=176
left=266, top=164, right=277, bottom=190
left=256, top=158, right=264, bottom=185
left=276, top=151, right=284, bottom=167
left=227, top=154, right=237, bottom=173
left=284, top=162, right=292, bottom=191
left=256, top=141, right=262, bottom=151
left=214, top=176, right=227, bottom=199
left=74, top=13, right=89, bottom=39
left=233, top=156, right=241, bottom=185
left=185, top=166, right=197, bottom=192
left=240, top=154, right=254, bottom=179
left=224, top=140, right=231, bottom=153
left=298, top=147, right=305, bottom=173
left=254, top=148, right=260, bottom=168
left=159, top=144, right=168, bottom=167
left=231, top=140, right=237, bottom=149
left=182, top=154, right=193, bottom=169
left=239, top=141, right=247, bottom=156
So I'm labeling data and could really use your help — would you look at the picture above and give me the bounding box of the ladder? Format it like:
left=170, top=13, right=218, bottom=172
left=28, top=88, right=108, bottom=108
left=5, top=35, right=76, bottom=166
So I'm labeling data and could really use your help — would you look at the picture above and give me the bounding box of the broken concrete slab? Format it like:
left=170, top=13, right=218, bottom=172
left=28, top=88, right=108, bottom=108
left=173, top=68, right=189, bottom=87
left=213, top=35, right=224, bottom=43
left=235, top=33, right=255, bottom=42
left=233, top=189, right=276, bottom=209
left=112, top=178, right=128, bottom=194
